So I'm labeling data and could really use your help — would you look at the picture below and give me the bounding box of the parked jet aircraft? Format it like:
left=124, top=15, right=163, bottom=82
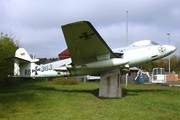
left=8, top=21, right=176, bottom=78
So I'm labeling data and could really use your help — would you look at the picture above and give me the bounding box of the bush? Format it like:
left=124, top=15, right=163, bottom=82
left=0, top=77, right=23, bottom=88
left=52, top=77, right=78, bottom=85
left=0, top=33, right=19, bottom=86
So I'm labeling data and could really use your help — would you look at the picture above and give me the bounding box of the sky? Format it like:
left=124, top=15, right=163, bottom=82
left=0, top=0, right=179, bottom=58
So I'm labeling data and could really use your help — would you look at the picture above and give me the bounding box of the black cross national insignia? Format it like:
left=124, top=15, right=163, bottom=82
left=32, top=66, right=40, bottom=75
left=79, top=32, right=94, bottom=40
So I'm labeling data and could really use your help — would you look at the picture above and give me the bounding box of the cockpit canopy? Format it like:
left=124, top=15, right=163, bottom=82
left=127, top=40, right=159, bottom=47
left=112, top=40, right=160, bottom=58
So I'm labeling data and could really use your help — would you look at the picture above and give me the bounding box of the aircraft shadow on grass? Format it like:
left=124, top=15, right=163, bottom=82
left=36, top=86, right=100, bottom=98
left=35, top=86, right=170, bottom=98
left=0, top=84, right=171, bottom=103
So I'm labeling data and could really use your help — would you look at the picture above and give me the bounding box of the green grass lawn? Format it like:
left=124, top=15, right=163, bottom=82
left=0, top=80, right=180, bottom=120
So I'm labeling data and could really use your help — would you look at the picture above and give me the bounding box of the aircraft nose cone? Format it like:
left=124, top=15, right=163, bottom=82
left=165, top=45, right=176, bottom=54
left=169, top=46, right=176, bottom=53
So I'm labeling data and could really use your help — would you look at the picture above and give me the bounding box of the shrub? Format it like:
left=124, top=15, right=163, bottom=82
left=0, top=77, right=23, bottom=88
left=52, top=77, right=78, bottom=85
left=0, top=33, right=19, bottom=86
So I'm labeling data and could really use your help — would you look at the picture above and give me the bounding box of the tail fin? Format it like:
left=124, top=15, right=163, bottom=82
left=15, top=48, right=39, bottom=63
left=15, top=48, right=32, bottom=62
left=8, top=48, right=39, bottom=77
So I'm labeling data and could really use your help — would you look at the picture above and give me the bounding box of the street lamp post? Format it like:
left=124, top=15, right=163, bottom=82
left=126, top=11, right=128, bottom=46
left=167, top=33, right=170, bottom=74
left=126, top=11, right=128, bottom=87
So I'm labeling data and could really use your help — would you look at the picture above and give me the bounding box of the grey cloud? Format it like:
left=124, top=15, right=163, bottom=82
left=0, top=0, right=179, bottom=57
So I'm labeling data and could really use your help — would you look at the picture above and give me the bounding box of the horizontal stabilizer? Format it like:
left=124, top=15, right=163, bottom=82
left=6, top=56, right=31, bottom=64
left=6, top=48, right=39, bottom=64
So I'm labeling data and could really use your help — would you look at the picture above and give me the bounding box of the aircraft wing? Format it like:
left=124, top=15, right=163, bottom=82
left=61, top=21, right=117, bottom=66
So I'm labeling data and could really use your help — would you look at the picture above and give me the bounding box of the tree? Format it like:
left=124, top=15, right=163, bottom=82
left=141, top=55, right=180, bottom=73
left=0, top=33, right=19, bottom=86
left=170, top=55, right=179, bottom=72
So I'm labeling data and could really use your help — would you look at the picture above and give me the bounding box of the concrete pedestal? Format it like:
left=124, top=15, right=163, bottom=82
left=99, top=69, right=122, bottom=98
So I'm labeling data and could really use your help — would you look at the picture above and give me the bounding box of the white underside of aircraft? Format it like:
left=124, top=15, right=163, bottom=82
left=8, top=21, right=176, bottom=78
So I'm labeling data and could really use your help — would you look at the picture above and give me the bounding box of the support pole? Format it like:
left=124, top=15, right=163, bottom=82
left=126, top=11, right=128, bottom=46
left=126, top=73, right=128, bottom=87
left=99, top=69, right=122, bottom=98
